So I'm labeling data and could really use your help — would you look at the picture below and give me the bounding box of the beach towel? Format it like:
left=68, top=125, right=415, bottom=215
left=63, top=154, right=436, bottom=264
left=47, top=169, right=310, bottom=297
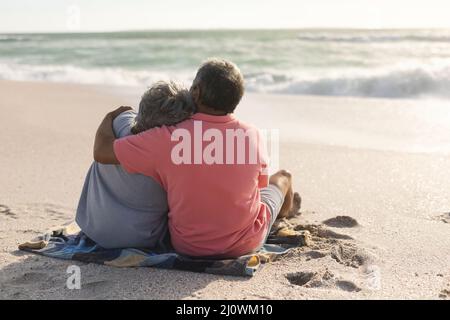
left=18, top=220, right=310, bottom=277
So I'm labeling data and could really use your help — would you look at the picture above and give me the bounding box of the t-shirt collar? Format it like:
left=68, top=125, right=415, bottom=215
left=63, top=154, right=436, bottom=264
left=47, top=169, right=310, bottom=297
left=191, top=112, right=236, bottom=123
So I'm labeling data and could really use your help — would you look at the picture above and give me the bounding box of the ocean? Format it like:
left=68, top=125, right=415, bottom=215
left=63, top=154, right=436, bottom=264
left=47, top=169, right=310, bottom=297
left=1, top=29, right=450, bottom=99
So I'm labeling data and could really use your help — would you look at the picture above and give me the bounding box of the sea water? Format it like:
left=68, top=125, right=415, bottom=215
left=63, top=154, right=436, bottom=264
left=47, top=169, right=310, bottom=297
left=2, top=29, right=450, bottom=154
left=1, top=29, right=450, bottom=99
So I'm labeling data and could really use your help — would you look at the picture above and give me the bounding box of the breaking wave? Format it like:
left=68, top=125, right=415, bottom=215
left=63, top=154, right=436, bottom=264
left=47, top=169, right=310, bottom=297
left=2, top=62, right=450, bottom=99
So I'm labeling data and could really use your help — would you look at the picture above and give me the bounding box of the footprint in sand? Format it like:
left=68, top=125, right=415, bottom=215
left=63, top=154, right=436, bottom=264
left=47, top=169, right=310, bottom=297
left=287, top=192, right=302, bottom=218
left=275, top=213, right=377, bottom=293
left=335, top=280, right=361, bottom=292
left=286, top=269, right=361, bottom=292
left=76, top=280, right=114, bottom=299
left=38, top=203, right=71, bottom=220
left=7, top=272, right=45, bottom=286
left=330, top=242, right=374, bottom=268
left=323, top=216, right=359, bottom=228
left=439, top=283, right=450, bottom=299
left=0, top=204, right=17, bottom=219
left=8, top=291, right=31, bottom=299
left=434, top=212, right=450, bottom=224
left=5, top=272, right=59, bottom=291
left=294, top=224, right=354, bottom=240
left=16, top=203, right=73, bottom=222
left=305, top=250, right=328, bottom=260
left=286, top=271, right=316, bottom=286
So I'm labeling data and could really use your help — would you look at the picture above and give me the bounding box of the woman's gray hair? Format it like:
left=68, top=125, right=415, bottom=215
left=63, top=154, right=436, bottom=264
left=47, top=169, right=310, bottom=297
left=131, top=81, right=195, bottom=134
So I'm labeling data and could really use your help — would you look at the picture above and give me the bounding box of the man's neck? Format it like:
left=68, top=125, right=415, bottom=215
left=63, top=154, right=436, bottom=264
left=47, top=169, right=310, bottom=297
left=196, top=104, right=228, bottom=116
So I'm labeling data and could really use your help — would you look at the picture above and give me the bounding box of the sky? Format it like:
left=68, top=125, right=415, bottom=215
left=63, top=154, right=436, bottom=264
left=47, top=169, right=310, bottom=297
left=1, top=0, right=450, bottom=33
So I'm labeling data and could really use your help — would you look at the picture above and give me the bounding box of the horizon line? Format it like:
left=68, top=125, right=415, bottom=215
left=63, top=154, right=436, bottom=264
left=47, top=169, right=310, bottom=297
left=2, top=26, right=450, bottom=34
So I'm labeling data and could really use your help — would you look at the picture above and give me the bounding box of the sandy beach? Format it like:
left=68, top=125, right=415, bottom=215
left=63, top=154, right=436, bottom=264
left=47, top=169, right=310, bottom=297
left=0, top=79, right=449, bottom=299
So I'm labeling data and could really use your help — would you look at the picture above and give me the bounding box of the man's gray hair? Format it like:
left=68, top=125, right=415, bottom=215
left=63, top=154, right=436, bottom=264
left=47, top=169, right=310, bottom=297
left=192, top=58, right=244, bottom=113
left=131, top=81, right=194, bottom=134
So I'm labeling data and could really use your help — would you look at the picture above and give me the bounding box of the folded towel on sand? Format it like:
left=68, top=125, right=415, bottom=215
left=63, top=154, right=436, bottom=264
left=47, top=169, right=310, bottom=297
left=18, top=220, right=311, bottom=277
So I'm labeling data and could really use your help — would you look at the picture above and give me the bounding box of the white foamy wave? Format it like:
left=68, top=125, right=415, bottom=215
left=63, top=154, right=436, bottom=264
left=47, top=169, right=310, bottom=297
left=297, top=33, right=450, bottom=43
left=2, top=62, right=450, bottom=99
left=0, top=63, right=192, bottom=87
left=246, top=64, right=450, bottom=99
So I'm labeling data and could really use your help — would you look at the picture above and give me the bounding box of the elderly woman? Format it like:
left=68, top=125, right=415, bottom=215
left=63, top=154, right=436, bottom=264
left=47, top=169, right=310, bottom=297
left=75, top=81, right=194, bottom=249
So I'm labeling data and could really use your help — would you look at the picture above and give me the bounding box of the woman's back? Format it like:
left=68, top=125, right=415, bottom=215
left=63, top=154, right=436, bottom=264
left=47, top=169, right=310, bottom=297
left=75, top=111, right=168, bottom=249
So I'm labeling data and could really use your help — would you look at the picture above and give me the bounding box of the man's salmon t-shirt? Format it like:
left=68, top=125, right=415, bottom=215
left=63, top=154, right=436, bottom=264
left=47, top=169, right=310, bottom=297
left=113, top=112, right=270, bottom=258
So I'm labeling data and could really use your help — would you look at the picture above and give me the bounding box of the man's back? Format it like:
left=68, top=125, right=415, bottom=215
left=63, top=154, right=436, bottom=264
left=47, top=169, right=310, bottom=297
left=114, top=112, right=271, bottom=258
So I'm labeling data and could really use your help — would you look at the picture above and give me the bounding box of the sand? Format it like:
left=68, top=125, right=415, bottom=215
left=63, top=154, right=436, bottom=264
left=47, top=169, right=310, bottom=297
left=0, top=79, right=449, bottom=299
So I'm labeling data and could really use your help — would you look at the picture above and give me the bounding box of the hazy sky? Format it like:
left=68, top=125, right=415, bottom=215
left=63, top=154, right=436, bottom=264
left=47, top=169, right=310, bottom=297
left=1, top=0, right=450, bottom=32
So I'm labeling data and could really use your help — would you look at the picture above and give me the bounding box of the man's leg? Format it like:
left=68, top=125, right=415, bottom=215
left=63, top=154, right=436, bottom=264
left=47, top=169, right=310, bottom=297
left=268, top=170, right=301, bottom=219
left=257, top=169, right=301, bottom=250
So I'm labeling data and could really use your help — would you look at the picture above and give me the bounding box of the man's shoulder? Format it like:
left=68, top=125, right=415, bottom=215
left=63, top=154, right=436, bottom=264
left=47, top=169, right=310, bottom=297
left=235, top=119, right=258, bottom=130
left=224, top=117, right=260, bottom=134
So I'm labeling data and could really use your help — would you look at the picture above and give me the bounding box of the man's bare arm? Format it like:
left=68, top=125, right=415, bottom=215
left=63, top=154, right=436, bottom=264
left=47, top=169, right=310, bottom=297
left=93, top=106, right=133, bottom=164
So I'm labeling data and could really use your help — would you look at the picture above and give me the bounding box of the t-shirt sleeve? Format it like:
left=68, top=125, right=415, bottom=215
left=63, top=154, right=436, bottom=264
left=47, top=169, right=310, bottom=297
left=112, top=110, right=137, bottom=138
left=113, top=128, right=167, bottom=182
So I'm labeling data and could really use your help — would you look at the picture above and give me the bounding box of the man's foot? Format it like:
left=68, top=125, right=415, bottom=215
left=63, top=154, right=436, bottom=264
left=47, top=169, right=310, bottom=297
left=269, top=170, right=295, bottom=219
left=278, top=185, right=294, bottom=219
left=287, top=192, right=302, bottom=218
